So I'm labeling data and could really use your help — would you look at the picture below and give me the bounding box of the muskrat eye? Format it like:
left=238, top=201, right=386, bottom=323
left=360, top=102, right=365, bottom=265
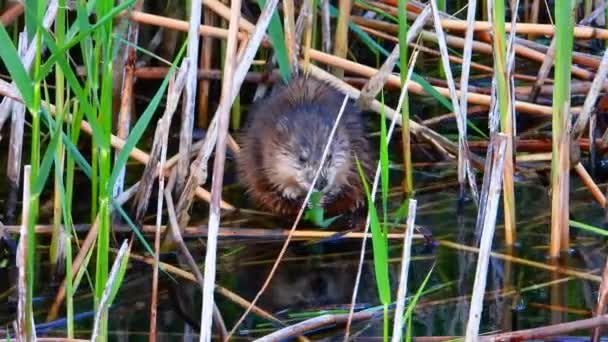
left=299, top=155, right=308, bottom=163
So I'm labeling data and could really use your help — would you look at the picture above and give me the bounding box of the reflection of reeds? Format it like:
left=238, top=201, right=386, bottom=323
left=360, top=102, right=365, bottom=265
left=551, top=1, right=575, bottom=257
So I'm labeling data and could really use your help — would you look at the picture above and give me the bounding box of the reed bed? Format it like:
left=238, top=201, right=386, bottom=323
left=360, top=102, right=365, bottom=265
left=2, top=0, right=608, bottom=341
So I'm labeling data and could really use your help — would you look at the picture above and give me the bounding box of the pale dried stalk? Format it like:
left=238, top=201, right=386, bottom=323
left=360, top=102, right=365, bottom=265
left=528, top=37, right=557, bottom=103
left=282, top=0, right=298, bottom=75
left=357, top=5, right=430, bottom=110
left=176, top=0, right=202, bottom=193
left=321, top=0, right=331, bottom=53
left=391, top=199, right=418, bottom=342
left=199, top=0, right=241, bottom=338
left=149, top=55, right=184, bottom=342
left=574, top=46, right=608, bottom=140
left=0, top=0, right=58, bottom=129
left=17, top=166, right=32, bottom=342
left=227, top=96, right=350, bottom=340
left=133, top=62, right=189, bottom=222
left=333, top=0, right=352, bottom=78
left=91, top=240, right=130, bottom=341
left=429, top=0, right=478, bottom=203
left=465, top=134, right=508, bottom=341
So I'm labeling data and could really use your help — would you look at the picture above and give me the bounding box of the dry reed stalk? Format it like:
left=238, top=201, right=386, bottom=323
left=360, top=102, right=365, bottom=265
left=6, top=33, right=27, bottom=224
left=176, top=0, right=202, bottom=194
left=464, top=134, right=508, bottom=341
left=321, top=0, right=331, bottom=53
left=357, top=5, right=430, bottom=110
left=148, top=56, right=186, bottom=342
left=592, top=258, right=608, bottom=341
left=91, top=240, right=130, bottom=341
left=133, top=63, right=189, bottom=222
left=227, top=96, right=350, bottom=340
left=17, top=165, right=32, bottom=341
left=198, top=0, right=241, bottom=338
left=574, top=162, right=606, bottom=207
left=3, top=224, right=424, bottom=240
left=198, top=7, right=216, bottom=128
left=528, top=36, right=557, bottom=103
left=254, top=311, right=376, bottom=342
left=479, top=314, right=608, bottom=341
left=333, top=0, right=352, bottom=78
left=282, top=0, right=298, bottom=75
left=391, top=199, right=418, bottom=342
left=0, top=0, right=58, bottom=130
left=430, top=0, right=478, bottom=203
left=438, top=239, right=602, bottom=282
left=164, top=188, right=228, bottom=339
left=299, top=0, right=314, bottom=73
left=574, top=46, right=608, bottom=139
left=344, top=59, right=416, bottom=341
left=113, top=0, right=143, bottom=205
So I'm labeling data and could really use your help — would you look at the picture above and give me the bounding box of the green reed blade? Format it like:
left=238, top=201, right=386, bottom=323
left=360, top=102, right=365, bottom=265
left=0, top=26, right=34, bottom=107
left=404, top=263, right=435, bottom=341
left=355, top=157, right=391, bottom=306
left=569, top=220, right=608, bottom=236
left=256, top=0, right=291, bottom=81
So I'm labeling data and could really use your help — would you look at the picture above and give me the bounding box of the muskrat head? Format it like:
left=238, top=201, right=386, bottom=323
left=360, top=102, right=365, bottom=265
left=263, top=108, right=353, bottom=202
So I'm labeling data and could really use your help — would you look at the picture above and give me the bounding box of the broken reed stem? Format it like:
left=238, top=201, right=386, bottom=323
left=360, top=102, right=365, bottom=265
left=430, top=0, right=478, bottom=203
left=465, top=134, right=507, bottom=340
left=390, top=199, right=417, bottom=342
left=18, top=165, right=33, bottom=341
left=199, top=0, right=241, bottom=339
left=551, top=0, right=575, bottom=257
left=176, top=0, right=202, bottom=194
left=333, top=0, right=352, bottom=78
left=572, top=45, right=608, bottom=139
left=528, top=36, right=557, bottom=103
left=491, top=0, right=517, bottom=245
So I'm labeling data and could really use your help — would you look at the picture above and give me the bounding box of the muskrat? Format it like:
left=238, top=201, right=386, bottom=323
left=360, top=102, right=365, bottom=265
left=237, top=77, right=374, bottom=216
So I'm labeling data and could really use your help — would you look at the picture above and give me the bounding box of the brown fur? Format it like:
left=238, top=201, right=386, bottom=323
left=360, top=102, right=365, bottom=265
left=237, top=77, right=374, bottom=216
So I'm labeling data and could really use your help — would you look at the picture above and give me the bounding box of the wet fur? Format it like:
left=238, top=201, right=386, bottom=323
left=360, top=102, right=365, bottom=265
left=237, top=77, right=374, bottom=216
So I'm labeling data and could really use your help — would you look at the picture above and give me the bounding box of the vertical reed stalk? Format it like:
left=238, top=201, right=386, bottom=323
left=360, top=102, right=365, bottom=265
left=550, top=0, right=575, bottom=256
left=198, top=7, right=215, bottom=128
left=200, top=0, right=241, bottom=339
left=333, top=0, right=352, bottom=77
left=26, top=1, right=43, bottom=337
left=50, top=0, right=66, bottom=271
left=465, top=134, right=507, bottom=340
left=491, top=0, right=516, bottom=245
left=397, top=0, right=412, bottom=196
left=176, top=0, right=202, bottom=193
left=19, top=165, right=33, bottom=340
left=282, top=0, right=297, bottom=73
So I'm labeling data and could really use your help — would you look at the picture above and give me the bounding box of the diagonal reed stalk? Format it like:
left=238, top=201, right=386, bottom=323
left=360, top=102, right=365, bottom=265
left=491, top=0, right=517, bottom=245
left=550, top=0, right=575, bottom=256
left=465, top=134, right=507, bottom=340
